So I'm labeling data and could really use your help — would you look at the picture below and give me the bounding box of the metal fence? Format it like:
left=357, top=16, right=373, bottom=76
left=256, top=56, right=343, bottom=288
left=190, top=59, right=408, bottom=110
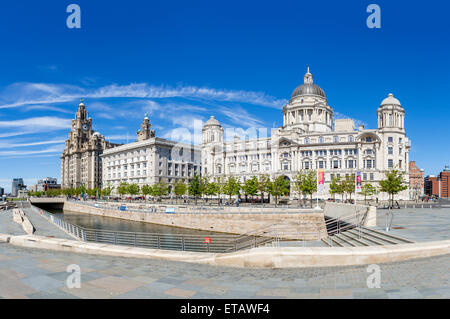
left=27, top=203, right=274, bottom=253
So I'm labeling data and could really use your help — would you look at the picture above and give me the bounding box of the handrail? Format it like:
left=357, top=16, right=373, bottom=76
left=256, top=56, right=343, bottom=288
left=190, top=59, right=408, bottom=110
left=27, top=203, right=273, bottom=253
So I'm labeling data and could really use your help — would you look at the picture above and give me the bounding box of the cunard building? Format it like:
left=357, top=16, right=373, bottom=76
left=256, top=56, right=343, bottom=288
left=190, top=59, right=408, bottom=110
left=61, top=100, right=120, bottom=189
left=201, top=68, right=411, bottom=200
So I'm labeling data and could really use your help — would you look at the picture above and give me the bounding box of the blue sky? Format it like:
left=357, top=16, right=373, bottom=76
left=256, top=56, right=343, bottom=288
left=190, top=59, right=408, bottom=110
left=0, top=0, right=449, bottom=192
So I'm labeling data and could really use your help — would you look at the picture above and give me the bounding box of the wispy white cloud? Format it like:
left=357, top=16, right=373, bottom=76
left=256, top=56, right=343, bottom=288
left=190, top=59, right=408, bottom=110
left=0, top=145, right=64, bottom=156
left=0, top=116, right=71, bottom=129
left=0, top=116, right=71, bottom=139
left=23, top=104, right=73, bottom=114
left=0, top=82, right=286, bottom=110
left=0, top=139, right=65, bottom=149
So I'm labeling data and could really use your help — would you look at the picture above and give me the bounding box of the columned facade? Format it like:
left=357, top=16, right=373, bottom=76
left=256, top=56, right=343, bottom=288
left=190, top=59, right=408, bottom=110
left=201, top=69, right=411, bottom=200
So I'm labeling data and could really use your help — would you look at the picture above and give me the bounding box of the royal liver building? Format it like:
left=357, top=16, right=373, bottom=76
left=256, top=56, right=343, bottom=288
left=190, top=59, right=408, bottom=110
left=201, top=69, right=411, bottom=200
left=61, top=100, right=120, bottom=189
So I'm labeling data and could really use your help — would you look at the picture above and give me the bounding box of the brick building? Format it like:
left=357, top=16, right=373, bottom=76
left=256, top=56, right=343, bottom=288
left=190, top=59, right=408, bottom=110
left=409, top=161, right=424, bottom=200
left=424, top=165, right=450, bottom=198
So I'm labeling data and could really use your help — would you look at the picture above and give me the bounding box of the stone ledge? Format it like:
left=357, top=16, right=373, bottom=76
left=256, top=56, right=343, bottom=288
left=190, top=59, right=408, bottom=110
left=1, top=232, right=448, bottom=268
left=12, top=209, right=35, bottom=235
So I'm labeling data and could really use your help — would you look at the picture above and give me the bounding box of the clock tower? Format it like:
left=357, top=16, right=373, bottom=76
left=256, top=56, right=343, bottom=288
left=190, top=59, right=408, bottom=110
left=61, top=99, right=121, bottom=190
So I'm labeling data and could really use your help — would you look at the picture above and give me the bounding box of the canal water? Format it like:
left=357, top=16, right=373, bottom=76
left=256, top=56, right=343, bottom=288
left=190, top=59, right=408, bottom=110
left=50, top=209, right=222, bottom=236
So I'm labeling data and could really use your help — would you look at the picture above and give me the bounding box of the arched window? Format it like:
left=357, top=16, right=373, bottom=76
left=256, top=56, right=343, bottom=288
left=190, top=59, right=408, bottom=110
left=333, top=136, right=339, bottom=143
left=348, top=135, right=354, bottom=142
left=318, top=137, right=324, bottom=144
left=305, top=138, right=310, bottom=145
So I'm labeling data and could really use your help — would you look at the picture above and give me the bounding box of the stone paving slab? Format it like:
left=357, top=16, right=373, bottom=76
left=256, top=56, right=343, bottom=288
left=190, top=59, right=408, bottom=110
left=375, top=208, right=450, bottom=242
left=0, top=210, right=26, bottom=236
left=0, top=243, right=448, bottom=299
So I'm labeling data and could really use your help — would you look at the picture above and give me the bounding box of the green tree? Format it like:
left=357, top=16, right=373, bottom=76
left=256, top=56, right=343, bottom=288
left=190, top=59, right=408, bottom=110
left=215, top=176, right=226, bottom=205
left=242, top=176, right=258, bottom=201
left=300, top=170, right=317, bottom=208
left=361, top=183, right=376, bottom=205
left=86, top=188, right=97, bottom=197
left=223, top=176, right=241, bottom=202
left=269, top=176, right=290, bottom=205
left=173, top=180, right=187, bottom=203
left=329, top=176, right=341, bottom=201
left=205, top=181, right=220, bottom=201
left=293, top=171, right=304, bottom=204
left=141, top=184, right=153, bottom=201
left=342, top=174, right=356, bottom=202
left=257, top=174, right=271, bottom=204
left=379, top=169, right=408, bottom=208
left=200, top=175, right=211, bottom=202
left=188, top=175, right=203, bottom=205
left=117, top=182, right=129, bottom=197
left=101, top=186, right=112, bottom=197
left=127, top=183, right=140, bottom=196
left=152, top=182, right=169, bottom=201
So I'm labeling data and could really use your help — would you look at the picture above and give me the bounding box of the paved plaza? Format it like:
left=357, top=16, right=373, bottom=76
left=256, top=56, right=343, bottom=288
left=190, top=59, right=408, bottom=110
left=0, top=205, right=448, bottom=299
left=0, top=243, right=448, bottom=299
left=374, top=207, right=449, bottom=242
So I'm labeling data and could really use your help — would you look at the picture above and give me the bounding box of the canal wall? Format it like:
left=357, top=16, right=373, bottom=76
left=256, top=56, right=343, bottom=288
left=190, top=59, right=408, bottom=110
left=63, top=201, right=328, bottom=240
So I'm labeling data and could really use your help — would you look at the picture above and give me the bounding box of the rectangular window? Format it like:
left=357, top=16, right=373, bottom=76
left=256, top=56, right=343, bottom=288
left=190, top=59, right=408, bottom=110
left=388, top=137, right=393, bottom=143
left=348, top=160, right=354, bottom=169
left=333, top=160, right=339, bottom=169
left=370, top=173, right=374, bottom=180
left=388, top=159, right=393, bottom=168
left=388, top=147, right=393, bottom=155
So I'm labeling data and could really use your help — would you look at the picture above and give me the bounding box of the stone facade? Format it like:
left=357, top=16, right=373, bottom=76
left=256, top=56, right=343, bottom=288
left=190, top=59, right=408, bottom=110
left=61, top=100, right=120, bottom=189
left=201, top=69, right=411, bottom=200
left=409, top=161, right=424, bottom=199
left=101, top=115, right=201, bottom=193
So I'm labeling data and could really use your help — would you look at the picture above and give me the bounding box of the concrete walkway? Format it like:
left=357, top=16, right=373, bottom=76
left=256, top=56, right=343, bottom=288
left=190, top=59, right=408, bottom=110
left=0, top=243, right=448, bottom=299
left=375, top=207, right=450, bottom=242
left=21, top=208, right=73, bottom=240
left=0, top=209, right=26, bottom=236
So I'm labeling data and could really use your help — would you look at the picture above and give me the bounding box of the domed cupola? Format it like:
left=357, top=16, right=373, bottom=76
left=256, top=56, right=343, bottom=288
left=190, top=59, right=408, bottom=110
left=380, top=93, right=402, bottom=108
left=377, top=93, right=405, bottom=131
left=291, top=67, right=327, bottom=100
left=204, top=116, right=221, bottom=127
left=202, top=116, right=223, bottom=144
left=282, top=68, right=333, bottom=133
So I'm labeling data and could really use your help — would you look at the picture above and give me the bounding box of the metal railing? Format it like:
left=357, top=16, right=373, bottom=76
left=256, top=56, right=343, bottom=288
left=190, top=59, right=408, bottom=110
left=27, top=203, right=276, bottom=253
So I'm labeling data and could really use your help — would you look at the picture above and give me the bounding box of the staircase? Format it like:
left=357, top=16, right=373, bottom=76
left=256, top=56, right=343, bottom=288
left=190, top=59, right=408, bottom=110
left=321, top=226, right=414, bottom=247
